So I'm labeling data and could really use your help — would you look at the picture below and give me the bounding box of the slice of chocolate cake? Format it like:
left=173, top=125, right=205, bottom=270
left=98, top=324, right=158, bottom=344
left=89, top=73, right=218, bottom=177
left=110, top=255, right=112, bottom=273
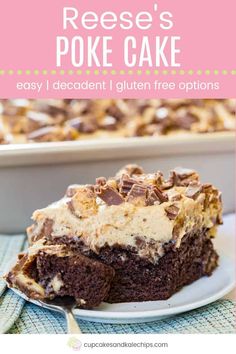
left=6, top=245, right=114, bottom=308
left=5, top=164, right=222, bottom=307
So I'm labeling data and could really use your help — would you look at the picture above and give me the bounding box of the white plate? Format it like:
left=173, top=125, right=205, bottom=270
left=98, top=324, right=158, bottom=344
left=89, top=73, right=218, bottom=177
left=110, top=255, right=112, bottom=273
left=12, top=214, right=235, bottom=324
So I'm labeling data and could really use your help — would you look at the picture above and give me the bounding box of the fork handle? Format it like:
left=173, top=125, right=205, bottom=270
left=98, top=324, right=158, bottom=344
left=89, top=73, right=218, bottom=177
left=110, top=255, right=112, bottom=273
left=64, top=309, right=82, bottom=334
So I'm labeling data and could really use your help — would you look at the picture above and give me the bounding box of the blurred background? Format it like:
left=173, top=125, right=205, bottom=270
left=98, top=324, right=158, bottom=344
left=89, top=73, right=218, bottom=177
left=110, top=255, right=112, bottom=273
left=0, top=98, right=235, bottom=232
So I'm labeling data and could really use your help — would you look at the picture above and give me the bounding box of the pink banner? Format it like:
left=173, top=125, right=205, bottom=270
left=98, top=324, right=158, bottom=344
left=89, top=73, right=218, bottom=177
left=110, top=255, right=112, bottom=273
left=0, top=0, right=235, bottom=97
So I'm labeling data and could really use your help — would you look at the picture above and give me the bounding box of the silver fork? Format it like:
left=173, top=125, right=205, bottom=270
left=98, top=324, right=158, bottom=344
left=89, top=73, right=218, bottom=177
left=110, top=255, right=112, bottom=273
left=38, top=296, right=82, bottom=334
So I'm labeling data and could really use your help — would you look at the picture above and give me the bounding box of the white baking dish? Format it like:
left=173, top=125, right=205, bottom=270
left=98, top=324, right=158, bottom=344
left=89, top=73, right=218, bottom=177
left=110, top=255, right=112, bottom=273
left=0, top=132, right=234, bottom=233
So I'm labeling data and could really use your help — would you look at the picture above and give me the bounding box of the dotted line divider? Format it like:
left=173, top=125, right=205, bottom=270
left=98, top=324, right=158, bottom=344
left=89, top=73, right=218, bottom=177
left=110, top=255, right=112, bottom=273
left=0, top=69, right=236, bottom=76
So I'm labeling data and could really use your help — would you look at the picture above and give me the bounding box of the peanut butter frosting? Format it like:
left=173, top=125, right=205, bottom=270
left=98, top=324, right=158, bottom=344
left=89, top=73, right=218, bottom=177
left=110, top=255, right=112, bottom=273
left=27, top=164, right=222, bottom=262
left=0, top=99, right=235, bottom=144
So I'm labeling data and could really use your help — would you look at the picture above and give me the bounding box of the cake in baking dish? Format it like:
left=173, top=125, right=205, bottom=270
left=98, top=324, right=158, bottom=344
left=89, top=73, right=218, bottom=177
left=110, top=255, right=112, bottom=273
left=6, top=164, right=222, bottom=307
left=0, top=99, right=235, bottom=144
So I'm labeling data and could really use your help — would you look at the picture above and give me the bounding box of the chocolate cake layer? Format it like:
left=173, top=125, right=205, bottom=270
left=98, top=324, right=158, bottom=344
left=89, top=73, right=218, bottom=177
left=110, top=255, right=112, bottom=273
left=36, top=252, right=115, bottom=308
left=6, top=246, right=114, bottom=308
left=99, top=228, right=218, bottom=303
left=43, top=227, right=218, bottom=303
